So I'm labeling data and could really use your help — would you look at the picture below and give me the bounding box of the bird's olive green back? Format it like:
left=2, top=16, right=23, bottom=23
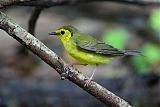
left=57, top=25, right=139, bottom=56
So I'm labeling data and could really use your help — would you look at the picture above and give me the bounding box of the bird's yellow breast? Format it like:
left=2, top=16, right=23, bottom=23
left=61, top=39, right=110, bottom=64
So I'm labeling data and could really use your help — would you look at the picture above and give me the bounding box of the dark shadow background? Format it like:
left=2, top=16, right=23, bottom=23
left=0, top=2, right=160, bottom=107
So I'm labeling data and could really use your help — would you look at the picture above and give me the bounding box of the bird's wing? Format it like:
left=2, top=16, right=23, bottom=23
left=74, top=34, right=125, bottom=56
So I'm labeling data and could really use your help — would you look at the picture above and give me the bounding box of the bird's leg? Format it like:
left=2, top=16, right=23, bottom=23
left=72, top=63, right=88, bottom=66
left=61, top=63, right=87, bottom=80
left=84, top=64, right=98, bottom=86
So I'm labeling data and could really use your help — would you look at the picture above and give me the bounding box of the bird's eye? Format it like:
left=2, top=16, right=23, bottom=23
left=61, top=31, right=65, bottom=35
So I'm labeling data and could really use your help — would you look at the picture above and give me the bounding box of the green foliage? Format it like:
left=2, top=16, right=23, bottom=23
left=132, top=8, right=160, bottom=74
left=131, top=43, right=160, bottom=73
left=102, top=27, right=129, bottom=50
left=131, top=56, right=149, bottom=74
left=149, top=8, right=160, bottom=31
left=142, top=43, right=160, bottom=63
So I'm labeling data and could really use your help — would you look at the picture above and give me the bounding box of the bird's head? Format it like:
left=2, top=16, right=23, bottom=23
left=49, top=25, right=78, bottom=41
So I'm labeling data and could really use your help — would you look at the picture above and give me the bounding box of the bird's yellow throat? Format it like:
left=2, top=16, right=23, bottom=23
left=55, top=28, right=72, bottom=42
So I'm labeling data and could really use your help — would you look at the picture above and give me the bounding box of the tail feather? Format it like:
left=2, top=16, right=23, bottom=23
left=123, top=50, right=142, bottom=56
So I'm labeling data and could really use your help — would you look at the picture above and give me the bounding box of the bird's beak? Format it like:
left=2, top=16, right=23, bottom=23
left=48, top=32, right=57, bottom=36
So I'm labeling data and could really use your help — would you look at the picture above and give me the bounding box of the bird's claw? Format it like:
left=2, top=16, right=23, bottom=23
left=84, top=78, right=93, bottom=87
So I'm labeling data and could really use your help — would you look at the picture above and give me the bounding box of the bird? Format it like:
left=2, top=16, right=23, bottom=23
left=49, top=25, right=140, bottom=86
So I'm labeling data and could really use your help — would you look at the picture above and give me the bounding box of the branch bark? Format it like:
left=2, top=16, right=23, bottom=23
left=0, top=0, right=37, bottom=8
left=18, top=0, right=160, bottom=7
left=17, top=7, right=44, bottom=58
left=0, top=11, right=132, bottom=107
left=0, top=0, right=159, bottom=8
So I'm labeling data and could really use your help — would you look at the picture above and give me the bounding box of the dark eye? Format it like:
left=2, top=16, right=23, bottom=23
left=61, top=31, right=65, bottom=35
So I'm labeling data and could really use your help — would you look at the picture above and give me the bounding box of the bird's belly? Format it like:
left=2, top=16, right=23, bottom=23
left=65, top=45, right=110, bottom=64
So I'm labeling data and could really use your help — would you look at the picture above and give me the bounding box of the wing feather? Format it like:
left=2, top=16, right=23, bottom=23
left=74, top=35, right=124, bottom=56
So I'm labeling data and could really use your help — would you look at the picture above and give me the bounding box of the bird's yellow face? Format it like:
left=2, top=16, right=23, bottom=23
left=55, top=28, right=72, bottom=42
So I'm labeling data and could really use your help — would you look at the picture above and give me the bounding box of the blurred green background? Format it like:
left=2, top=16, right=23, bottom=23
left=0, top=2, right=160, bottom=107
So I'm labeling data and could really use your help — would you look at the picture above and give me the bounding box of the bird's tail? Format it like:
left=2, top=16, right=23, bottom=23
left=123, top=50, right=142, bottom=56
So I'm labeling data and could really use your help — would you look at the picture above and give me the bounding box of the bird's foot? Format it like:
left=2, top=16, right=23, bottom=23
left=61, top=64, right=74, bottom=80
left=84, top=64, right=97, bottom=87
left=72, top=63, right=88, bottom=66
left=84, top=77, right=93, bottom=87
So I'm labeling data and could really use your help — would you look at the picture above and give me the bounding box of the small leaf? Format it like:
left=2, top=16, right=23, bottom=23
left=149, top=8, right=160, bottom=31
left=131, top=56, right=149, bottom=74
left=131, top=43, right=160, bottom=74
left=141, top=43, right=160, bottom=63
left=102, top=27, right=129, bottom=50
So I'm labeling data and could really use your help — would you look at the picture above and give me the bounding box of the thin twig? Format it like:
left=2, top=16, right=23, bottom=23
left=0, top=0, right=160, bottom=8
left=0, top=11, right=132, bottom=107
left=28, top=7, right=43, bottom=35
left=19, top=0, right=160, bottom=7
left=0, top=0, right=36, bottom=8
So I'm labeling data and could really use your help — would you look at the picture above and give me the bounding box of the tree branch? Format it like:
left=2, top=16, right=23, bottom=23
left=0, top=0, right=159, bottom=8
left=0, top=11, right=132, bottom=107
left=0, top=0, right=37, bottom=8
left=18, top=0, right=160, bottom=7
left=17, top=7, right=44, bottom=58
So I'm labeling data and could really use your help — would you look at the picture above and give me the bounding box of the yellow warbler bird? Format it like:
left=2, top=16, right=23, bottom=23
left=49, top=25, right=140, bottom=85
